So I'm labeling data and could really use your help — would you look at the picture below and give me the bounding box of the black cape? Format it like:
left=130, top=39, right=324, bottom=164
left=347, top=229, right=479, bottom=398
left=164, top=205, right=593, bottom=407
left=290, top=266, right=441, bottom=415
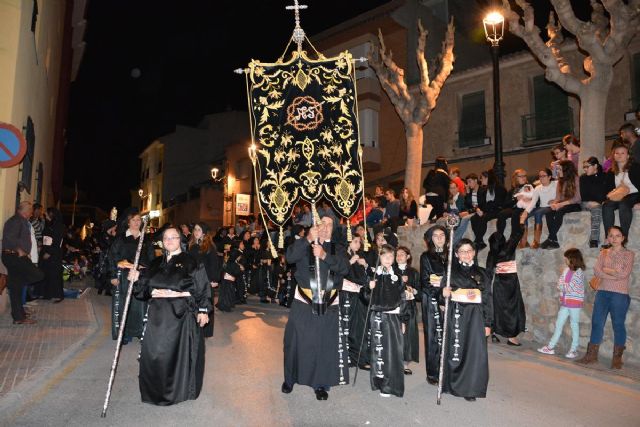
left=284, top=238, right=350, bottom=388
left=442, top=262, right=492, bottom=399
left=486, top=230, right=526, bottom=339
left=419, top=250, right=447, bottom=381
left=134, top=252, right=211, bottom=406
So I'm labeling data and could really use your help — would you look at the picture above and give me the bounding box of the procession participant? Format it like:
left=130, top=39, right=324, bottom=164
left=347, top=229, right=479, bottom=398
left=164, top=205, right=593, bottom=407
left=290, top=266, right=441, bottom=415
left=395, top=246, right=420, bottom=374
left=368, top=244, right=404, bottom=397
left=188, top=222, right=220, bottom=338
left=418, top=225, right=448, bottom=385
left=283, top=215, right=350, bottom=401
left=96, top=219, right=117, bottom=296
left=486, top=229, right=526, bottom=346
left=341, top=235, right=371, bottom=369
left=441, top=239, right=492, bottom=402
left=39, top=208, right=66, bottom=302
left=257, top=247, right=276, bottom=303
left=107, top=209, right=154, bottom=343
left=217, top=243, right=242, bottom=312
left=129, top=226, right=211, bottom=406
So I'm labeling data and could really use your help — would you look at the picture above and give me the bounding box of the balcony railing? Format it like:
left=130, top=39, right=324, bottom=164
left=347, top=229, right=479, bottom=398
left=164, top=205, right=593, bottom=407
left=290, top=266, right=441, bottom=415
left=521, top=107, right=573, bottom=145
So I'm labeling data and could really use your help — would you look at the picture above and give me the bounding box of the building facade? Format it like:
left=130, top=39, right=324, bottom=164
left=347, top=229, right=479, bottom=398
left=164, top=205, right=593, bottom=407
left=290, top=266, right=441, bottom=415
left=313, top=0, right=640, bottom=191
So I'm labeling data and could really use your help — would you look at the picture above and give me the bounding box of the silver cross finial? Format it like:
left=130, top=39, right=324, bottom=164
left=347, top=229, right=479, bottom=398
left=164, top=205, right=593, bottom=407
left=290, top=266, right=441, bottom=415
left=286, top=0, right=308, bottom=50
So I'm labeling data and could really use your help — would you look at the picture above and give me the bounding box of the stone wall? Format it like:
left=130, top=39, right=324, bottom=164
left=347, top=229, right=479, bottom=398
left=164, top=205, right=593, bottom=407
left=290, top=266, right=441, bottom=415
left=398, top=210, right=640, bottom=365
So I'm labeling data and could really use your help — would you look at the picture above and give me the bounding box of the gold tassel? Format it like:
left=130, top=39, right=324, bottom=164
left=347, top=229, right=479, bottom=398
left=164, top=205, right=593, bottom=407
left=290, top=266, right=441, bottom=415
left=279, top=226, right=284, bottom=249
left=363, top=233, right=370, bottom=251
left=347, top=224, right=352, bottom=242
left=269, top=239, right=278, bottom=258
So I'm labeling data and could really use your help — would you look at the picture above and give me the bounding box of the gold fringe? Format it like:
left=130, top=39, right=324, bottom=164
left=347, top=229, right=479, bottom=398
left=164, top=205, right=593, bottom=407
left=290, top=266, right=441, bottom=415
left=347, top=224, right=352, bottom=242
left=279, top=226, right=284, bottom=249
left=270, top=240, right=278, bottom=258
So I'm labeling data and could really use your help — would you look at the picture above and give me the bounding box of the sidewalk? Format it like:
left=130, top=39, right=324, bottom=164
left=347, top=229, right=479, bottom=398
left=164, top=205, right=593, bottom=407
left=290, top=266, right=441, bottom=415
left=0, top=279, right=98, bottom=403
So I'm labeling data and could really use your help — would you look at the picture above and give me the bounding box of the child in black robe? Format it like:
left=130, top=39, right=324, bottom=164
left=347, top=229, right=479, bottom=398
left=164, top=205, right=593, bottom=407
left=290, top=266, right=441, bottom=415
left=395, top=246, right=420, bottom=374
left=368, top=244, right=404, bottom=398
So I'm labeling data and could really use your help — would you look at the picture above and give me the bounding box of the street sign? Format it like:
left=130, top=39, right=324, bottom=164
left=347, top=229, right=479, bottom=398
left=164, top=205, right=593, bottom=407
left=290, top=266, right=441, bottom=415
left=0, top=122, right=27, bottom=168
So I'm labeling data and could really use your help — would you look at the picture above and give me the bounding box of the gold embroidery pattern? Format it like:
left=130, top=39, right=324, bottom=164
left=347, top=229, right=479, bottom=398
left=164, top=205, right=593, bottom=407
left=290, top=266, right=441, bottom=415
left=247, top=50, right=363, bottom=228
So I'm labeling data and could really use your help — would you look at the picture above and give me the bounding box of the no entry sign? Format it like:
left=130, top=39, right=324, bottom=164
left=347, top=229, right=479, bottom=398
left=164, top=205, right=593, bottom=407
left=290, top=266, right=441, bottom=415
left=0, top=122, right=27, bottom=168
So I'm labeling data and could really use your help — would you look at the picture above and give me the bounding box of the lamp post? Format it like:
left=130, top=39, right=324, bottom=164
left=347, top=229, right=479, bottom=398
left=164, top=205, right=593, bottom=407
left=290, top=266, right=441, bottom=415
left=483, top=11, right=505, bottom=186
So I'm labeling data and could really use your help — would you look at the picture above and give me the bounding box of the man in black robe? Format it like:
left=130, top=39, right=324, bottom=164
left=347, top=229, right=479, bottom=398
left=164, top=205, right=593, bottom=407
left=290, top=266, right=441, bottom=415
left=282, top=215, right=350, bottom=400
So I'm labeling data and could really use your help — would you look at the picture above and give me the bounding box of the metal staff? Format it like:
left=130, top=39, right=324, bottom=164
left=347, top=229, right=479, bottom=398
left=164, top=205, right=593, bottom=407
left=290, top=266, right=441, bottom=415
left=101, top=216, right=148, bottom=418
left=352, top=247, right=381, bottom=386
left=310, top=203, right=324, bottom=314
left=437, top=214, right=460, bottom=405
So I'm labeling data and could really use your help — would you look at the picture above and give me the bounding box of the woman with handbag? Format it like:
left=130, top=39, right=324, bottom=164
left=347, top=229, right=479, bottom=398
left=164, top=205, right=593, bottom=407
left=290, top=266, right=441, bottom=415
left=602, top=141, right=640, bottom=239
left=577, top=226, right=634, bottom=369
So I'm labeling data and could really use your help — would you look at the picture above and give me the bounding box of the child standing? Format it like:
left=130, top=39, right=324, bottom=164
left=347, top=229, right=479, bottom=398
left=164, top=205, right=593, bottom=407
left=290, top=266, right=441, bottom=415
left=394, top=246, right=420, bottom=375
left=538, top=248, right=586, bottom=359
left=369, top=244, right=404, bottom=397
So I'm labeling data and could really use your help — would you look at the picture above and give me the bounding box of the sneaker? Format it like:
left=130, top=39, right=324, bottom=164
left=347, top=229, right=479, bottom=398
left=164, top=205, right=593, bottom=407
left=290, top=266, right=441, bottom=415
left=537, top=345, right=555, bottom=355
left=565, top=350, right=578, bottom=359
left=379, top=392, right=391, bottom=397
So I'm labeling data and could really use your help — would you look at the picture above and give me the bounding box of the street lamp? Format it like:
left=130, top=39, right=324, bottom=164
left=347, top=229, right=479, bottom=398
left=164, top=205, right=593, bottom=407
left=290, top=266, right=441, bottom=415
left=211, top=167, right=222, bottom=181
left=483, top=10, right=506, bottom=186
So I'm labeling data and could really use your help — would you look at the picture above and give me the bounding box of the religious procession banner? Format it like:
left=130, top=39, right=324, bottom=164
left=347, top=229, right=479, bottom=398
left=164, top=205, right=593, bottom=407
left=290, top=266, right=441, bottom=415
left=246, top=51, right=364, bottom=241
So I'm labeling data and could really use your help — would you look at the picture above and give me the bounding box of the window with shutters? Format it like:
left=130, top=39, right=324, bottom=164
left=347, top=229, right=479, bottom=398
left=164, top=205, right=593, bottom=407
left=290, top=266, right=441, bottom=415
left=458, top=91, right=487, bottom=148
left=521, top=75, right=573, bottom=144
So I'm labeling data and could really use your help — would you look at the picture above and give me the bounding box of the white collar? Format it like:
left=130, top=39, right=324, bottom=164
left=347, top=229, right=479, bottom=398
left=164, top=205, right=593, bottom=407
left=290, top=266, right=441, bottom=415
left=376, top=265, right=395, bottom=275
left=167, top=249, right=182, bottom=261
left=460, top=260, right=474, bottom=267
left=397, top=263, right=407, bottom=270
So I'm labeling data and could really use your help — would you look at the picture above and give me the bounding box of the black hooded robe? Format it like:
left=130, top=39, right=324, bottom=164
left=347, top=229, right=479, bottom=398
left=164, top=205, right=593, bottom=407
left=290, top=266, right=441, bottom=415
left=442, top=262, right=492, bottom=399
left=39, top=209, right=65, bottom=300
left=486, top=230, right=526, bottom=339
left=396, top=263, right=420, bottom=364
left=419, top=250, right=447, bottom=382
left=134, top=252, right=211, bottom=406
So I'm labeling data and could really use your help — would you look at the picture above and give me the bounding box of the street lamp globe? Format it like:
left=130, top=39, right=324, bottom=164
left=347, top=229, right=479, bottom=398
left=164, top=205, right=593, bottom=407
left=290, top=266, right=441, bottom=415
left=483, top=11, right=505, bottom=46
left=138, top=188, right=144, bottom=198
left=211, top=167, right=219, bottom=180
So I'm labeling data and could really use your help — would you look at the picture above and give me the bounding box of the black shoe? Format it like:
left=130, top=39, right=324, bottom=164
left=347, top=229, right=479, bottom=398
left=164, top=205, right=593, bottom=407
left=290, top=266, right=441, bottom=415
left=507, top=339, right=522, bottom=347
left=52, top=298, right=64, bottom=303
left=539, top=239, right=551, bottom=249
left=427, top=377, right=438, bottom=386
left=464, top=397, right=476, bottom=402
left=547, top=240, right=560, bottom=249
left=589, top=240, right=599, bottom=248
left=475, top=242, right=487, bottom=250
left=358, top=364, right=371, bottom=371
left=404, top=368, right=413, bottom=375
left=491, top=334, right=500, bottom=343
left=281, top=382, right=293, bottom=394
left=314, top=387, right=328, bottom=400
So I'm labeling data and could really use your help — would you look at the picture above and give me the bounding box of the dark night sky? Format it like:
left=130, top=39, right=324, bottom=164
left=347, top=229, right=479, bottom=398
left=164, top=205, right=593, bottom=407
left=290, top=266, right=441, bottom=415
left=65, top=0, right=589, bottom=211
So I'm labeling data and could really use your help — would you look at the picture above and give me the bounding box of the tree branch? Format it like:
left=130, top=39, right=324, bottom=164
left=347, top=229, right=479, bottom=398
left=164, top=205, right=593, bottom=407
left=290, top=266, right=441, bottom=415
left=416, top=19, right=431, bottom=95
left=503, top=0, right=583, bottom=95
left=549, top=0, right=608, bottom=64
left=590, top=0, right=609, bottom=43
left=367, top=29, right=412, bottom=122
left=546, top=12, right=571, bottom=75
left=602, top=0, right=640, bottom=59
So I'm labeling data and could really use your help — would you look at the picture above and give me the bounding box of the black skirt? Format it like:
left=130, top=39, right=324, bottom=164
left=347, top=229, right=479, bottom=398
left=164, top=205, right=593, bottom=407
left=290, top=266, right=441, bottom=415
left=283, top=299, right=349, bottom=388
left=216, top=279, right=236, bottom=312
left=111, top=270, right=146, bottom=340
left=370, top=311, right=404, bottom=397
left=492, top=273, right=526, bottom=338
left=139, top=297, right=205, bottom=405
left=402, top=300, right=420, bottom=363
left=442, top=302, right=489, bottom=399
left=421, top=288, right=443, bottom=381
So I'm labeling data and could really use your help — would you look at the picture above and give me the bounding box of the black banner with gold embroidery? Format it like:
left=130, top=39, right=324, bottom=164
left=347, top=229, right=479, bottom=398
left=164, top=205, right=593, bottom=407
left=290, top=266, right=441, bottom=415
left=247, top=51, right=363, bottom=229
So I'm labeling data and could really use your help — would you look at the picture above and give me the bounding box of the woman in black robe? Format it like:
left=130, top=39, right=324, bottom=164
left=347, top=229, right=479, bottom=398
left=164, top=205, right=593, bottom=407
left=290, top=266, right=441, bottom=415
left=216, top=246, right=241, bottom=312
left=418, top=225, right=448, bottom=385
left=395, top=246, right=420, bottom=373
left=188, top=223, right=221, bottom=338
left=39, top=208, right=65, bottom=301
left=486, top=229, right=526, bottom=346
left=341, top=235, right=371, bottom=368
left=442, top=239, right=492, bottom=402
left=107, top=210, right=155, bottom=342
left=129, top=226, right=211, bottom=406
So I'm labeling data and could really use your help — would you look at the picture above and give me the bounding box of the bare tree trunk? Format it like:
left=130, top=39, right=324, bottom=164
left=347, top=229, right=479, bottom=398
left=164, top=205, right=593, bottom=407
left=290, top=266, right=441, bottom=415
left=405, top=122, right=424, bottom=198
left=579, top=86, right=609, bottom=164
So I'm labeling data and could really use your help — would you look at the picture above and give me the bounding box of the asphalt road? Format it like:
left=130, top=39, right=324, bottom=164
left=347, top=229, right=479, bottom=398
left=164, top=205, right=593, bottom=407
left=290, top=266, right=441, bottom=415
left=3, top=295, right=639, bottom=427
